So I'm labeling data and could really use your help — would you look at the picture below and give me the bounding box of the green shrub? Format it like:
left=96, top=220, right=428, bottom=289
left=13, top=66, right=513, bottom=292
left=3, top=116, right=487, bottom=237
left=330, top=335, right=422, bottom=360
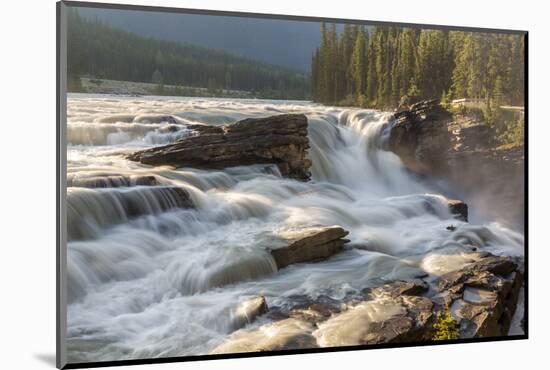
left=433, top=310, right=460, bottom=340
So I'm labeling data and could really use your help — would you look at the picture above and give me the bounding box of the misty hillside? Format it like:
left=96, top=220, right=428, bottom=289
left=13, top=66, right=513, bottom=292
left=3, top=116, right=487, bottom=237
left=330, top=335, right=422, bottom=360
left=77, top=7, right=322, bottom=72
left=67, top=8, right=310, bottom=99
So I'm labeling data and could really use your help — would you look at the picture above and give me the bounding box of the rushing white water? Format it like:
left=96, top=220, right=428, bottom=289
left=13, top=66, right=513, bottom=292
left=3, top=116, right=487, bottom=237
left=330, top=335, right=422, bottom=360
left=66, top=94, right=524, bottom=362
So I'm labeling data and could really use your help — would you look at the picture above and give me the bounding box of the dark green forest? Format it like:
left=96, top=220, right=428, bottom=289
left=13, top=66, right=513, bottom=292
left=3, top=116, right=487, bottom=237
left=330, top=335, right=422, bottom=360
left=67, top=9, right=310, bottom=99
left=311, top=24, right=524, bottom=109
left=67, top=8, right=524, bottom=109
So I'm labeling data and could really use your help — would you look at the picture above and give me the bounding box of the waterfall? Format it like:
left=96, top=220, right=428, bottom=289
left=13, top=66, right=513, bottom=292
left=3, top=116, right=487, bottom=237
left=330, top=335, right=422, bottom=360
left=65, top=94, right=524, bottom=362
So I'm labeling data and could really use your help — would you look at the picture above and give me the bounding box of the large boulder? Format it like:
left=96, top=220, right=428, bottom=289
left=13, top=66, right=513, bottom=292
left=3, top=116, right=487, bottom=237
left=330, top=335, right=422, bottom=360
left=447, top=199, right=468, bottom=222
left=389, top=99, right=453, bottom=175
left=388, top=100, right=525, bottom=226
left=211, top=255, right=523, bottom=352
left=127, top=114, right=312, bottom=180
left=269, top=226, right=350, bottom=269
left=436, top=255, right=523, bottom=338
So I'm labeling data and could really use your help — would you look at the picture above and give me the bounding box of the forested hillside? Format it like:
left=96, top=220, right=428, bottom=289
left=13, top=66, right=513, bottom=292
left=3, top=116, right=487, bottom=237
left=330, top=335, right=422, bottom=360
left=311, top=24, right=524, bottom=109
left=67, top=9, right=310, bottom=99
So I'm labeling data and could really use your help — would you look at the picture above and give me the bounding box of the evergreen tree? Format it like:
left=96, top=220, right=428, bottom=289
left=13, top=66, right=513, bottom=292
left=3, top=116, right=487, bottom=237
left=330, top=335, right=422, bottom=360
left=310, top=22, right=524, bottom=110
left=351, top=26, right=367, bottom=103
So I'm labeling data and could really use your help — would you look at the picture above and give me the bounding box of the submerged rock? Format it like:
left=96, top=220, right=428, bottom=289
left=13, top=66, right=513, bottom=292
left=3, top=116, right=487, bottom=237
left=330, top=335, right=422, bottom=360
left=314, top=295, right=435, bottom=346
left=389, top=99, right=453, bottom=175
left=127, top=114, right=312, bottom=180
left=270, top=226, right=350, bottom=269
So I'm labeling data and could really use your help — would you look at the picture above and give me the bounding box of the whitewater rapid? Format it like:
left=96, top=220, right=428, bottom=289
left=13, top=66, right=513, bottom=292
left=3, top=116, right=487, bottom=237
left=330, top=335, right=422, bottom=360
left=65, top=94, right=524, bottom=362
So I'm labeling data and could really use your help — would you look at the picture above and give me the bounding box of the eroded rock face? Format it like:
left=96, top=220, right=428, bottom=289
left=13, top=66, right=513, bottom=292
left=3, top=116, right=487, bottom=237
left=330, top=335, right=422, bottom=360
left=127, top=114, right=312, bottom=180
left=389, top=99, right=453, bottom=175
left=211, top=255, right=523, bottom=353
left=448, top=199, right=468, bottom=222
left=388, top=100, right=524, bottom=226
left=270, top=226, right=350, bottom=269
left=436, top=255, right=522, bottom=338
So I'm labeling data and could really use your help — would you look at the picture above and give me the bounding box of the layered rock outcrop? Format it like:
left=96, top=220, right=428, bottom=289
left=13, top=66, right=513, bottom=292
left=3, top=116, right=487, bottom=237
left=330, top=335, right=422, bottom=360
left=127, top=114, right=312, bottom=180
left=389, top=99, right=453, bottom=175
left=211, top=254, right=522, bottom=353
left=388, top=100, right=524, bottom=226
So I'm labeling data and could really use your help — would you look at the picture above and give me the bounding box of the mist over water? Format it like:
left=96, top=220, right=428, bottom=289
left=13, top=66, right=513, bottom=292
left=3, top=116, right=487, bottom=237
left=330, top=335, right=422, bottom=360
left=66, top=94, right=523, bottom=362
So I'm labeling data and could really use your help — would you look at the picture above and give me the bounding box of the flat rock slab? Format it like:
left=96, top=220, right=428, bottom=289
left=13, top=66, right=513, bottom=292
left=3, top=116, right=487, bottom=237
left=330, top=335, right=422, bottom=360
left=127, top=114, right=312, bottom=180
left=314, top=295, right=434, bottom=346
left=270, top=226, right=350, bottom=269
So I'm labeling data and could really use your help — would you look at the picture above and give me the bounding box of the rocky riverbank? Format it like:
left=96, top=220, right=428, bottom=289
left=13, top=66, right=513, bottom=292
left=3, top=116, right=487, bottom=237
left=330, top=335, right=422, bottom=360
left=388, top=99, right=525, bottom=227
left=212, top=250, right=523, bottom=354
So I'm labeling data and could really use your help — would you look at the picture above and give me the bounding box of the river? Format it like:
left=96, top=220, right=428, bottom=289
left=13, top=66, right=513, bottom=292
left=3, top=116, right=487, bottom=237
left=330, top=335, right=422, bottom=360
left=65, top=94, right=524, bottom=362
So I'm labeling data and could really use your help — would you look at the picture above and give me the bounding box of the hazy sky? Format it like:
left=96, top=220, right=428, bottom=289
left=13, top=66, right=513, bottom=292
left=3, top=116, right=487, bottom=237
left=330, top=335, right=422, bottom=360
left=77, top=6, right=325, bottom=71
